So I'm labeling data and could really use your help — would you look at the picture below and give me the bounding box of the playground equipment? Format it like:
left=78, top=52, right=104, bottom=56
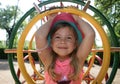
left=4, top=0, right=119, bottom=84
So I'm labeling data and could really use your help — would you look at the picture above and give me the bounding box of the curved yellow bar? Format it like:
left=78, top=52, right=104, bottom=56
left=28, top=33, right=44, bottom=80
left=17, top=8, right=110, bottom=84
left=83, top=45, right=96, bottom=79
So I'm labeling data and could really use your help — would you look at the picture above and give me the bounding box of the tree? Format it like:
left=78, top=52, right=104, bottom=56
left=0, top=1, right=23, bottom=47
left=0, top=6, right=18, bottom=38
left=94, top=0, right=120, bottom=71
left=94, top=0, right=120, bottom=45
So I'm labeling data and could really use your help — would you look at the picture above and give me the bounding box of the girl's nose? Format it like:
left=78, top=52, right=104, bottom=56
left=60, top=38, right=66, bottom=43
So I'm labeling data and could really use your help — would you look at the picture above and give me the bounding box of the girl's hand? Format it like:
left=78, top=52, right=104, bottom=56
left=48, top=13, right=57, bottom=21
left=72, top=14, right=80, bottom=22
left=47, top=7, right=58, bottom=20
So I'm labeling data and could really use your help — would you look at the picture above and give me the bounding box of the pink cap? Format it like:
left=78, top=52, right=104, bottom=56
left=49, top=13, right=83, bottom=43
left=50, top=13, right=78, bottom=28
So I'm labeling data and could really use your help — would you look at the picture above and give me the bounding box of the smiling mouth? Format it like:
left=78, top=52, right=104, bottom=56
left=58, top=47, right=68, bottom=49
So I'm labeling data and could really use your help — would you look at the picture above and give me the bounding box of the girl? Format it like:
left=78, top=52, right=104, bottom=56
left=35, top=13, right=95, bottom=84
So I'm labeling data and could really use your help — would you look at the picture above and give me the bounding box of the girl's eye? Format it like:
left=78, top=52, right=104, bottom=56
left=53, top=36, right=61, bottom=40
left=55, top=36, right=60, bottom=39
left=66, top=37, right=72, bottom=40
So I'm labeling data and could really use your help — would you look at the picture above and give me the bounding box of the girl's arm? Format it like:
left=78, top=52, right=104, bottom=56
left=35, top=19, right=52, bottom=49
left=35, top=14, right=57, bottom=49
left=74, top=16, right=95, bottom=67
left=35, top=15, right=55, bottom=67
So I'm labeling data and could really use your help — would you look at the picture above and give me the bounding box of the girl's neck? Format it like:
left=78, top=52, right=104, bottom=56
left=57, top=56, right=70, bottom=62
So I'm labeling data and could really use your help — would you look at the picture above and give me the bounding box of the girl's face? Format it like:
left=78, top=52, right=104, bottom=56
left=51, top=27, right=76, bottom=60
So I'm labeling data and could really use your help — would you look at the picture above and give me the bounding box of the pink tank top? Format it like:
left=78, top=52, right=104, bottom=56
left=45, top=58, right=83, bottom=84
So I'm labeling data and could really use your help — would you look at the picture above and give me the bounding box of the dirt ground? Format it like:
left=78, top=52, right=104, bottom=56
left=0, top=59, right=120, bottom=84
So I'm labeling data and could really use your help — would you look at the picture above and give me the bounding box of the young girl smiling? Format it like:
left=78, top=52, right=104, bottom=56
left=35, top=12, right=95, bottom=84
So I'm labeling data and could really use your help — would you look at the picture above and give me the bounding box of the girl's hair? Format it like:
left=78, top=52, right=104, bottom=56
left=47, top=22, right=81, bottom=81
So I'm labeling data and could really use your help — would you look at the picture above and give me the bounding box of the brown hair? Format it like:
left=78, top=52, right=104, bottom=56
left=47, top=22, right=81, bottom=81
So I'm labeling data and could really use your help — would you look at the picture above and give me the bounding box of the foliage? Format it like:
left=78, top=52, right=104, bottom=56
left=94, top=0, right=120, bottom=42
left=94, top=0, right=120, bottom=66
left=0, top=41, right=6, bottom=48
left=0, top=48, right=8, bottom=59
left=0, top=1, right=28, bottom=48
left=0, top=5, right=20, bottom=38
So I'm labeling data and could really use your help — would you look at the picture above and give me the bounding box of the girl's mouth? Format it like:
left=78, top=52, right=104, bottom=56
left=58, top=47, right=68, bottom=49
